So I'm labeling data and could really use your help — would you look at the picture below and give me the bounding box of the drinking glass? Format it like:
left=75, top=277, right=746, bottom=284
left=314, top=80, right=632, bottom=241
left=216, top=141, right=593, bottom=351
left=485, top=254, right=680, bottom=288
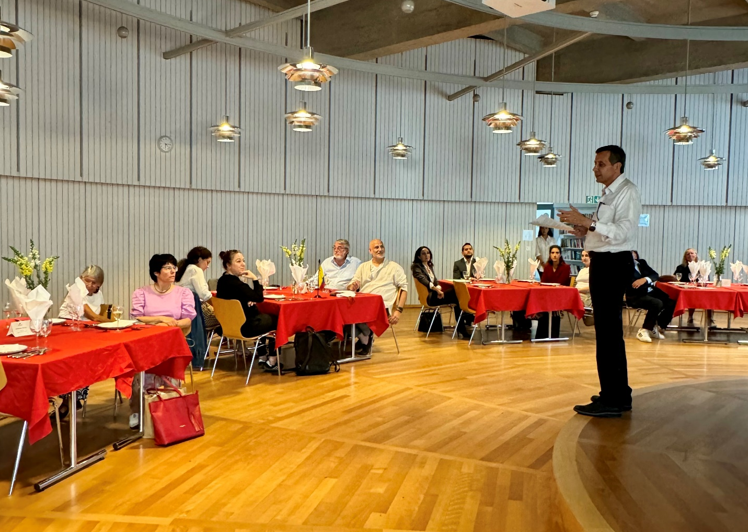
left=40, top=319, right=51, bottom=348
left=689, top=272, right=696, bottom=284
left=3, top=302, right=11, bottom=320
left=112, top=305, right=123, bottom=331
left=675, top=273, right=682, bottom=282
left=30, top=318, right=43, bottom=349
left=462, top=271, right=469, bottom=281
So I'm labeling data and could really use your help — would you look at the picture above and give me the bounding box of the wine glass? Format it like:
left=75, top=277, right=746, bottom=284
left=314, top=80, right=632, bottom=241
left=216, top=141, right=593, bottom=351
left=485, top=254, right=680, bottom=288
left=112, top=305, right=123, bottom=331
left=30, top=318, right=44, bottom=349
left=39, top=319, right=51, bottom=349
left=3, top=302, right=11, bottom=320
left=462, top=271, right=469, bottom=281
left=675, top=273, right=682, bottom=282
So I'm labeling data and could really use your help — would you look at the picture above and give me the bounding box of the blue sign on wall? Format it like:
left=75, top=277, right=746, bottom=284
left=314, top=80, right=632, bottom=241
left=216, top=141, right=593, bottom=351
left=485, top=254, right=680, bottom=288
left=639, top=214, right=650, bottom=227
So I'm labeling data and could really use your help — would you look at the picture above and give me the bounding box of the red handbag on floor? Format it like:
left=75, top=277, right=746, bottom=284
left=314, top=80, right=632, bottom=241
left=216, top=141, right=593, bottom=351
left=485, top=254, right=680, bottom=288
left=148, top=380, right=205, bottom=446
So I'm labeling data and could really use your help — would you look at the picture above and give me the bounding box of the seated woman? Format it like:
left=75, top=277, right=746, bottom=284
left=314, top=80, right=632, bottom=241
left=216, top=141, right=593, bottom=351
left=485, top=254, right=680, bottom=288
left=216, top=250, right=279, bottom=371
left=176, top=246, right=212, bottom=369
left=129, top=254, right=196, bottom=429
left=535, top=245, right=571, bottom=339
left=58, top=265, right=112, bottom=322
left=411, top=246, right=471, bottom=338
left=673, top=248, right=713, bottom=326
left=576, top=250, right=591, bottom=308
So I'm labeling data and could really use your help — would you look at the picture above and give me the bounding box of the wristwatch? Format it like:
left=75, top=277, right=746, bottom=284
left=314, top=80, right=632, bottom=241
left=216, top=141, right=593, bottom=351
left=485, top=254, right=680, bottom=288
left=394, top=306, right=404, bottom=313
left=589, top=221, right=597, bottom=232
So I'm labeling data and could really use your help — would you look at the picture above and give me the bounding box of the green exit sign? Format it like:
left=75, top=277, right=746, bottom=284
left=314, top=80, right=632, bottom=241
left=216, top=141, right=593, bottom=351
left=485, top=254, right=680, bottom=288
left=585, top=195, right=601, bottom=204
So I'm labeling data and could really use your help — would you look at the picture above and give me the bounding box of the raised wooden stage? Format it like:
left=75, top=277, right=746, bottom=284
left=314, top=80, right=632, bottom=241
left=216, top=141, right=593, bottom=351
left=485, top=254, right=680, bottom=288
left=1, top=311, right=747, bottom=531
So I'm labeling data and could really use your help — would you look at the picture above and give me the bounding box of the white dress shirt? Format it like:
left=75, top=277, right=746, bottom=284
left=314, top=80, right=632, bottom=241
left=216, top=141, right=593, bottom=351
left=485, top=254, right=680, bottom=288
left=585, top=175, right=641, bottom=253
left=351, top=259, right=408, bottom=311
left=177, top=264, right=212, bottom=302
left=321, top=255, right=362, bottom=290
left=576, top=267, right=591, bottom=307
left=535, top=235, right=556, bottom=271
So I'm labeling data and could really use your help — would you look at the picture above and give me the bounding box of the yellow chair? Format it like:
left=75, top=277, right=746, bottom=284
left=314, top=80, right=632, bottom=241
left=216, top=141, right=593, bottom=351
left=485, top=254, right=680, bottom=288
left=413, top=281, right=454, bottom=337
left=211, top=298, right=278, bottom=384
left=570, top=275, right=577, bottom=288
left=451, top=281, right=481, bottom=346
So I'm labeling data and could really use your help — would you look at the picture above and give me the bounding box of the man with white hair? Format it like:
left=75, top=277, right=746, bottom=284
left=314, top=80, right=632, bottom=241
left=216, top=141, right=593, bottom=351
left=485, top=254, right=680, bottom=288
left=347, top=239, right=408, bottom=354
left=321, top=239, right=361, bottom=290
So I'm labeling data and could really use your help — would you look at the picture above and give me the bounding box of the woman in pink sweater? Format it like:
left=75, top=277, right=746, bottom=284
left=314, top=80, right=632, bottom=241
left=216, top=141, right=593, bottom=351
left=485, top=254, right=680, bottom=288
left=128, top=254, right=196, bottom=429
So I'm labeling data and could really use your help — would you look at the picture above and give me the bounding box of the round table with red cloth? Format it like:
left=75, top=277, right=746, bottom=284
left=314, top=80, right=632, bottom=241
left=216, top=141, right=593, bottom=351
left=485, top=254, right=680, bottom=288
left=256, top=289, right=390, bottom=346
left=0, top=320, right=192, bottom=444
left=656, top=282, right=746, bottom=318
left=440, top=280, right=585, bottom=324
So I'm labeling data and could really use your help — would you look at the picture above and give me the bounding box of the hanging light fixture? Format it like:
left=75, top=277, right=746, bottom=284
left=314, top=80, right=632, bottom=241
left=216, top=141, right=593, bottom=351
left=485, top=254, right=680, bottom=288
left=285, top=101, right=321, bottom=132
left=0, top=9, right=33, bottom=59
left=278, top=0, right=337, bottom=91
left=538, top=34, right=561, bottom=168
left=518, top=59, right=545, bottom=154
left=483, top=25, right=522, bottom=134
left=209, top=45, right=241, bottom=143
left=665, top=0, right=703, bottom=145
left=388, top=54, right=414, bottom=160
left=0, top=70, right=21, bottom=106
left=698, top=73, right=725, bottom=169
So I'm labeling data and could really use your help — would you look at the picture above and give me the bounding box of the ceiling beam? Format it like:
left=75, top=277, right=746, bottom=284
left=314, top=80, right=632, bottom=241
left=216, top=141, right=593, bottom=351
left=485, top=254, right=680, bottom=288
left=447, top=31, right=590, bottom=101
left=163, top=0, right=350, bottom=60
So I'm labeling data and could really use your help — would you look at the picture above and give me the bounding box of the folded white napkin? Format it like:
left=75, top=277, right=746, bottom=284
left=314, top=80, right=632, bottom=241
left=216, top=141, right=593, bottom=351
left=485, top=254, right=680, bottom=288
left=730, top=261, right=743, bottom=281
left=290, top=264, right=308, bottom=292
left=530, top=214, right=574, bottom=232
left=255, top=259, right=276, bottom=285
left=335, top=290, right=356, bottom=298
left=687, top=261, right=700, bottom=281
left=494, top=260, right=505, bottom=280
left=528, top=258, right=540, bottom=279
left=473, top=257, right=488, bottom=279
left=4, top=277, right=30, bottom=313
left=22, top=285, right=53, bottom=324
left=698, top=261, right=711, bottom=281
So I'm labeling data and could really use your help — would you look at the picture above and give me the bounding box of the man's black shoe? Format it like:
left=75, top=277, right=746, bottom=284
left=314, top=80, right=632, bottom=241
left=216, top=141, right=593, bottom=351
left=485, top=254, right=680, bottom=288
left=590, top=395, right=632, bottom=411
left=573, top=401, right=625, bottom=418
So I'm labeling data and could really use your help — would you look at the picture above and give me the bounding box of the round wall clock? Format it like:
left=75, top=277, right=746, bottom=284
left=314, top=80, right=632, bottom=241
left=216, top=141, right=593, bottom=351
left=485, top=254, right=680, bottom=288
left=157, top=136, right=173, bottom=153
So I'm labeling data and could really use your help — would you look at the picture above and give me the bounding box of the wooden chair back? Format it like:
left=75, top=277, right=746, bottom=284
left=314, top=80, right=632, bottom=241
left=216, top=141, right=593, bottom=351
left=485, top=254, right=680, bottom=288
left=452, top=281, right=475, bottom=315
left=570, top=276, right=577, bottom=288
left=414, top=281, right=432, bottom=308
left=211, top=298, right=248, bottom=339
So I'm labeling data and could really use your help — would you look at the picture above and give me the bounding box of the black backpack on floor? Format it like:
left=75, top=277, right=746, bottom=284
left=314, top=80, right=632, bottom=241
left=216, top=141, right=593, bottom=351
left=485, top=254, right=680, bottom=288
left=293, top=327, right=340, bottom=376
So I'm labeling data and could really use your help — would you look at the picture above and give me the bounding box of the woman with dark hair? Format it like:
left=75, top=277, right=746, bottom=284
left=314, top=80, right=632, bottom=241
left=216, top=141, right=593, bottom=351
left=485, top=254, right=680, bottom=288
left=535, top=245, right=571, bottom=339
left=411, top=246, right=471, bottom=338
left=216, top=250, right=279, bottom=370
left=176, top=246, right=213, bottom=369
left=129, top=253, right=196, bottom=429
left=535, top=226, right=556, bottom=274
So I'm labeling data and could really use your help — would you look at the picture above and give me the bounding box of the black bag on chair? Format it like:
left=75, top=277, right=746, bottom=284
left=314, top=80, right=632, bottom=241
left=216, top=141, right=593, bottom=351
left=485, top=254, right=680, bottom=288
left=418, top=310, right=444, bottom=333
left=294, top=327, right=340, bottom=376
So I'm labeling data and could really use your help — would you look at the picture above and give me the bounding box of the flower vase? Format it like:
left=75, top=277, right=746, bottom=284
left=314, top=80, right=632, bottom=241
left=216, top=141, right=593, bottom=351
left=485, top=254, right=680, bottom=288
left=715, top=274, right=722, bottom=287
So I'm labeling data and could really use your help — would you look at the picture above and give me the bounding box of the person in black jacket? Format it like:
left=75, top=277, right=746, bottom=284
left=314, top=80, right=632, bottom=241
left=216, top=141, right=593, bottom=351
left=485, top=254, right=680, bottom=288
left=216, top=249, right=279, bottom=370
left=412, top=246, right=471, bottom=338
left=453, top=243, right=477, bottom=279
left=627, top=250, right=676, bottom=343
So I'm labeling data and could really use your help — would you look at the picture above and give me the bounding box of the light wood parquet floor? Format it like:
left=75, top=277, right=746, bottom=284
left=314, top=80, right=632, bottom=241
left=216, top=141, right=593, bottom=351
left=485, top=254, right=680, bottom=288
left=2, top=310, right=748, bottom=532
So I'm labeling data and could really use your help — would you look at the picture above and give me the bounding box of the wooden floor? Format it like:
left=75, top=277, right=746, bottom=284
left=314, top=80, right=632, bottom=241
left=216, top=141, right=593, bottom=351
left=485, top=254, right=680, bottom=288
left=2, top=311, right=748, bottom=532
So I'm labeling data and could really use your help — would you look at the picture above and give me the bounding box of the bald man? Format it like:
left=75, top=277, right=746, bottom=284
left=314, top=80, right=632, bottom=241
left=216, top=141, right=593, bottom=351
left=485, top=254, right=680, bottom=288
left=347, top=239, right=408, bottom=355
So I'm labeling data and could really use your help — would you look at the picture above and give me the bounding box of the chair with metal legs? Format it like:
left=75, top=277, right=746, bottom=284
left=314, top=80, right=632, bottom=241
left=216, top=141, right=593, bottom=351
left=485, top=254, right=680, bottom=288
left=451, top=281, right=481, bottom=346
left=211, top=298, right=279, bottom=383
left=413, top=281, right=454, bottom=337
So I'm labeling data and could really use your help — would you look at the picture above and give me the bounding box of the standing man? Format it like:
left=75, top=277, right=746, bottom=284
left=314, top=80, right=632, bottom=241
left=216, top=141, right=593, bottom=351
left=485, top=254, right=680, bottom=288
left=321, top=239, right=361, bottom=290
left=559, top=145, right=641, bottom=418
left=453, top=243, right=477, bottom=279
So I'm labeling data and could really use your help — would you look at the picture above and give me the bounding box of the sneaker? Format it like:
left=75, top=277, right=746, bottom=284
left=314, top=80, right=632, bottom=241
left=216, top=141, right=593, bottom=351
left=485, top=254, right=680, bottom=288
left=264, top=362, right=284, bottom=373
left=573, top=401, right=625, bottom=418
left=636, top=328, right=652, bottom=343
left=129, top=413, right=140, bottom=430
left=651, top=327, right=665, bottom=340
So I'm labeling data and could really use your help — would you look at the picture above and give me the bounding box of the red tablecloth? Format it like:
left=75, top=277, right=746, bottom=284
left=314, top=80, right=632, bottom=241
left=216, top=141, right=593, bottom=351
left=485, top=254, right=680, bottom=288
left=441, top=280, right=585, bottom=324
left=0, top=320, right=192, bottom=444
left=656, top=282, right=745, bottom=318
left=256, top=289, right=390, bottom=346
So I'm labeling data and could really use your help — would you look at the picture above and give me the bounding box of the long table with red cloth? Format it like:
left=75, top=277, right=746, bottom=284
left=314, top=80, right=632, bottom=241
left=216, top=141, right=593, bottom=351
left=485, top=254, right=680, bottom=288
left=656, top=282, right=748, bottom=318
left=440, top=280, right=585, bottom=324
left=256, top=289, right=390, bottom=347
left=0, top=320, right=192, bottom=444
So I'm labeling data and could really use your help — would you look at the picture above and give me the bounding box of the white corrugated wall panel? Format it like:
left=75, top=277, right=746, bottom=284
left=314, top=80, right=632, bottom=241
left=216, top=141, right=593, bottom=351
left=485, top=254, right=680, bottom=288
left=375, top=50, right=426, bottom=199
left=661, top=206, right=701, bottom=273
left=633, top=205, right=666, bottom=273
left=279, top=194, right=320, bottom=284
left=315, top=196, right=351, bottom=262
left=672, top=72, right=731, bottom=205
left=18, top=0, right=80, bottom=181
left=348, top=198, right=382, bottom=260
left=519, top=92, right=572, bottom=203
left=505, top=203, right=536, bottom=280
left=441, top=201, right=475, bottom=279
left=0, top=0, right=19, bottom=176
left=284, top=86, right=330, bottom=196
left=81, top=3, right=138, bottom=185
left=173, top=188, right=214, bottom=266
left=728, top=69, right=748, bottom=206
left=568, top=93, right=622, bottom=203
left=138, top=0, right=191, bottom=188
left=621, top=93, right=675, bottom=205
left=732, top=207, right=748, bottom=265
left=473, top=202, right=507, bottom=269
left=696, top=206, right=736, bottom=256
left=423, top=40, right=474, bottom=202
left=329, top=68, right=376, bottom=197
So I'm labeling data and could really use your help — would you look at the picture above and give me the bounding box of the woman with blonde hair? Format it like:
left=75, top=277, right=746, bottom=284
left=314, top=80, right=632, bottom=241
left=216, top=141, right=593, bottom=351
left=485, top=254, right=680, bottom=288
left=673, top=248, right=712, bottom=326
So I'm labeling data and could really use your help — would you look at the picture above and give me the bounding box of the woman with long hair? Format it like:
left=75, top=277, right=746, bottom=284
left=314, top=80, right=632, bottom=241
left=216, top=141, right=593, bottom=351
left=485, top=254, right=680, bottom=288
left=535, top=245, right=571, bottom=339
left=176, top=246, right=213, bottom=369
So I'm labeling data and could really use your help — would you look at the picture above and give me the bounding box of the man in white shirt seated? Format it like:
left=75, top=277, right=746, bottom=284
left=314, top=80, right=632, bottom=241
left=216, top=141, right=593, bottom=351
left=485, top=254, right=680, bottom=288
left=347, top=239, right=408, bottom=355
left=453, top=243, right=477, bottom=279
left=321, top=239, right=362, bottom=290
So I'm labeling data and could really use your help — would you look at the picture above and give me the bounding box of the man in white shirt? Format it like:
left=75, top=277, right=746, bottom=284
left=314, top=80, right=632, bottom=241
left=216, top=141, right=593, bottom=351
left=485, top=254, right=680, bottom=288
left=348, top=239, right=408, bottom=354
left=320, top=239, right=361, bottom=290
left=559, top=145, right=641, bottom=418
left=453, top=243, right=477, bottom=279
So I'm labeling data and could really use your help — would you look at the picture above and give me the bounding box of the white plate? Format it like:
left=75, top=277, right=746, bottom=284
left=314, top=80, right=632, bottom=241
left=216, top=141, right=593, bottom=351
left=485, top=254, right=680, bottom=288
left=97, top=320, right=136, bottom=330
left=49, top=318, right=66, bottom=325
left=263, top=286, right=279, bottom=291
left=540, top=282, right=561, bottom=286
left=0, top=344, right=28, bottom=355
left=263, top=294, right=285, bottom=300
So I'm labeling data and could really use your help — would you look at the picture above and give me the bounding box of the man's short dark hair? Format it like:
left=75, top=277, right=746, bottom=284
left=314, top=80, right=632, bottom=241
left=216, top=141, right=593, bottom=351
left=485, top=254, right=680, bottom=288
left=462, top=243, right=472, bottom=251
left=596, top=145, right=626, bottom=173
